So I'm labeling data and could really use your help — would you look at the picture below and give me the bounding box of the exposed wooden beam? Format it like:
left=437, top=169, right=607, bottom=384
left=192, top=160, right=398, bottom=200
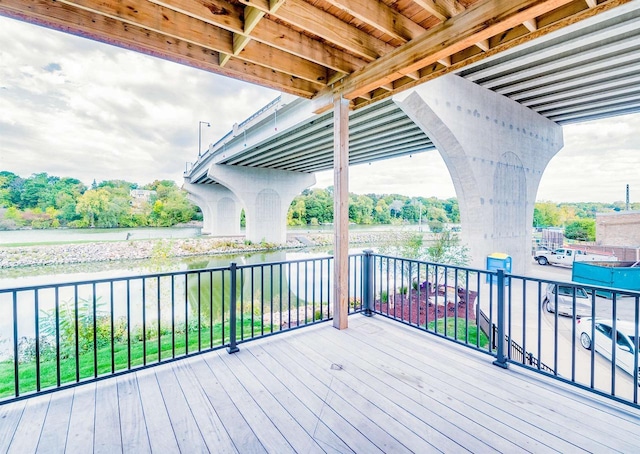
left=333, top=95, right=349, bottom=331
left=0, top=0, right=318, bottom=97
left=341, top=0, right=631, bottom=110
left=523, top=18, right=538, bottom=31
left=323, top=0, right=426, bottom=42
left=585, top=0, right=598, bottom=6
left=475, top=39, right=490, bottom=51
left=55, top=0, right=326, bottom=83
left=221, top=0, right=285, bottom=67
left=337, top=0, right=575, bottom=100
left=236, top=0, right=395, bottom=61
left=151, top=0, right=367, bottom=76
left=411, top=0, right=465, bottom=21
left=438, top=55, right=452, bottom=66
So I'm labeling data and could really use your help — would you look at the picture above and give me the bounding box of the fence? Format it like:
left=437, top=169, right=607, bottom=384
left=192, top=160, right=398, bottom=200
left=2, top=251, right=640, bottom=408
left=0, top=255, right=364, bottom=403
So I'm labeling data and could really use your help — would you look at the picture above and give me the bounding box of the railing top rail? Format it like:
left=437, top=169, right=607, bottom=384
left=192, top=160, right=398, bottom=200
left=370, top=253, right=493, bottom=275
left=0, top=264, right=232, bottom=294
left=0, top=254, right=345, bottom=294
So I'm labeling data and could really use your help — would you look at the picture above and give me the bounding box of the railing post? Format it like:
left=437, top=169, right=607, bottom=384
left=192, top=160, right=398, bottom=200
left=227, top=262, right=239, bottom=354
left=363, top=250, right=374, bottom=317
left=492, top=269, right=508, bottom=369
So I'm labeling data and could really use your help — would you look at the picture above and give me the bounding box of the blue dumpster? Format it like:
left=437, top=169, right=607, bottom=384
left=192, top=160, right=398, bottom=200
left=486, top=253, right=512, bottom=285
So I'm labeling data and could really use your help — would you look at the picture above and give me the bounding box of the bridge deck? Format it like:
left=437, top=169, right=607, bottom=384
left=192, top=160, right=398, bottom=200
left=2, top=315, right=639, bottom=453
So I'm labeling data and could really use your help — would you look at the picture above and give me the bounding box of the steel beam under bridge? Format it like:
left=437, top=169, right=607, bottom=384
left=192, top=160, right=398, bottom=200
left=185, top=97, right=435, bottom=185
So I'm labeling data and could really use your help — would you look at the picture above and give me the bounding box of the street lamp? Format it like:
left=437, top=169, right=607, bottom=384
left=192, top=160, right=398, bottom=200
left=198, top=121, right=210, bottom=157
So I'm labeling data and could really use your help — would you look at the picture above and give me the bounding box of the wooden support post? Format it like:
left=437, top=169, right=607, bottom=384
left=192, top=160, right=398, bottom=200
left=333, top=95, right=349, bottom=330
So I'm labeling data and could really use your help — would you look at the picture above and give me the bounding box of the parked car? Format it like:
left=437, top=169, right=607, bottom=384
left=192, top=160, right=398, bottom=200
left=543, top=284, right=591, bottom=317
left=577, top=318, right=640, bottom=384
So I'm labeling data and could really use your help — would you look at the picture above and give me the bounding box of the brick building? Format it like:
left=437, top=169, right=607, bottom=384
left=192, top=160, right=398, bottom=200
left=596, top=211, right=640, bottom=247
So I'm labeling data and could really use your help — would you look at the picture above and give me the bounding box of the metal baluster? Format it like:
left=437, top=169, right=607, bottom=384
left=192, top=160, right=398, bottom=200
left=35, top=289, right=40, bottom=391
left=93, top=283, right=98, bottom=377
left=143, top=278, right=147, bottom=365
left=493, top=269, right=508, bottom=369
left=55, top=287, right=61, bottom=387
left=110, top=282, right=115, bottom=373
left=13, top=291, right=19, bottom=397
left=157, top=277, right=162, bottom=361
left=228, top=263, right=239, bottom=353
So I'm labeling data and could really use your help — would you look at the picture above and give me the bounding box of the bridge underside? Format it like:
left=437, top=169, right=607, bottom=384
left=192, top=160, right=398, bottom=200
left=184, top=2, right=640, bottom=277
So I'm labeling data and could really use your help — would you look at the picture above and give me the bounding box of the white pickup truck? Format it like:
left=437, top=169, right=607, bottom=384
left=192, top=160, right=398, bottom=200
left=534, top=248, right=617, bottom=267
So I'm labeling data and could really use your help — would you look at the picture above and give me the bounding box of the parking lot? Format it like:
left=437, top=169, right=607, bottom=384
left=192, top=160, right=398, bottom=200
left=500, top=261, right=639, bottom=400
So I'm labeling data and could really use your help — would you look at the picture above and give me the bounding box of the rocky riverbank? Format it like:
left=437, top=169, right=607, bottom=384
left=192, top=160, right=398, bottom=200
left=0, top=231, right=397, bottom=269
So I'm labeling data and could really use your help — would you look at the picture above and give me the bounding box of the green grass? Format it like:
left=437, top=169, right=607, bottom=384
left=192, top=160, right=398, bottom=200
left=426, top=318, right=489, bottom=348
left=0, top=317, right=274, bottom=399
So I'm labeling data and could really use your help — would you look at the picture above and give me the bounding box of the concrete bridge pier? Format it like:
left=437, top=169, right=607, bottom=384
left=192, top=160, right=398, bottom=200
left=208, top=165, right=315, bottom=244
left=183, top=182, right=242, bottom=236
left=396, top=74, right=564, bottom=274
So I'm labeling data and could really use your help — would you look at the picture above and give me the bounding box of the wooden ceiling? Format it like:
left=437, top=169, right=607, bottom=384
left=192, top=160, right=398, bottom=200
left=0, top=0, right=630, bottom=112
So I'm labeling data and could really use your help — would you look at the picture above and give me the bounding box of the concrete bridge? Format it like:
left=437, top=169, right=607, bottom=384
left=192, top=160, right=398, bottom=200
left=184, top=2, right=640, bottom=274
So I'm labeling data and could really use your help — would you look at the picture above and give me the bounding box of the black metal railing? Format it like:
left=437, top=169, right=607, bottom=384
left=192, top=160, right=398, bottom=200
left=2, top=251, right=640, bottom=409
left=362, top=252, right=640, bottom=408
left=0, top=254, right=365, bottom=404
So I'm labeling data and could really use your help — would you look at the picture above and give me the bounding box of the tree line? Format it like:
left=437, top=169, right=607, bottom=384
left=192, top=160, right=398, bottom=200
left=534, top=200, right=640, bottom=241
left=0, top=171, right=196, bottom=229
left=1, top=170, right=635, bottom=236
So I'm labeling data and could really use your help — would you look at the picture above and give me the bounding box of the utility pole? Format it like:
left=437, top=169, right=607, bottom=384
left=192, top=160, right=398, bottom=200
left=626, top=184, right=630, bottom=211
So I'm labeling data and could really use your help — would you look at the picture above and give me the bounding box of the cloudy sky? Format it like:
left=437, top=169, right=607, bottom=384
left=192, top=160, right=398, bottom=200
left=1, top=16, right=639, bottom=204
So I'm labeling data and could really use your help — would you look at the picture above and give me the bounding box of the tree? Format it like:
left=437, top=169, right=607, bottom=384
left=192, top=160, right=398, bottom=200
left=533, top=202, right=561, bottom=227
left=374, top=199, right=391, bottom=224
left=389, top=200, right=404, bottom=218
left=0, top=171, right=19, bottom=207
left=76, top=188, right=111, bottom=227
left=288, top=198, right=306, bottom=226
left=564, top=219, right=595, bottom=242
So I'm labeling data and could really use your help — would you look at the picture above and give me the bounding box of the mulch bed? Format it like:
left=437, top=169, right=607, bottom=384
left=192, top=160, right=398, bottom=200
left=374, top=290, right=477, bottom=326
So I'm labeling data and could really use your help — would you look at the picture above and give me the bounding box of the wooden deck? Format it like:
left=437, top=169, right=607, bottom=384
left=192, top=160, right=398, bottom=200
left=2, top=315, right=640, bottom=453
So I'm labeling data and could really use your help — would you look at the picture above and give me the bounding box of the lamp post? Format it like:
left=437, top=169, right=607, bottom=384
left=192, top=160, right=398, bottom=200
left=198, top=121, right=210, bottom=157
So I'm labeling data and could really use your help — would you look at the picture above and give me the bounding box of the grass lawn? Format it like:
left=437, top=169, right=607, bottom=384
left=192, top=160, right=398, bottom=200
left=426, top=317, right=489, bottom=348
left=0, top=317, right=275, bottom=399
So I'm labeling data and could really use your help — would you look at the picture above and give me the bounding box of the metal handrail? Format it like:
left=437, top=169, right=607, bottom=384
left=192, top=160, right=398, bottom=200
left=1, top=252, right=639, bottom=409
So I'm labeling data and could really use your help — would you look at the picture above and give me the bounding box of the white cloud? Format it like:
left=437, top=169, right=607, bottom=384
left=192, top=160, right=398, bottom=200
left=1, top=16, right=639, bottom=203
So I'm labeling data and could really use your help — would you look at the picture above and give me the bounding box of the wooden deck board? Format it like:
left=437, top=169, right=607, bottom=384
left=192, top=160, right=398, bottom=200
left=249, top=344, right=384, bottom=453
left=66, top=385, right=97, bottom=454
left=363, top=317, right=640, bottom=452
left=217, top=349, right=328, bottom=454
left=152, top=364, right=209, bottom=452
left=234, top=346, right=359, bottom=453
left=202, top=350, right=297, bottom=452
left=117, top=374, right=151, bottom=453
left=136, top=368, right=180, bottom=453
left=1, top=315, right=640, bottom=453
left=8, top=395, right=50, bottom=454
left=268, top=335, right=457, bottom=453
left=171, top=360, right=238, bottom=453
left=36, top=390, right=73, bottom=454
left=296, top=324, right=533, bottom=452
left=0, top=397, right=26, bottom=452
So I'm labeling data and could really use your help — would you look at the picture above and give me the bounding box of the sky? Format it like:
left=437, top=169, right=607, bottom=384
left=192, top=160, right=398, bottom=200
left=1, top=16, right=639, bottom=204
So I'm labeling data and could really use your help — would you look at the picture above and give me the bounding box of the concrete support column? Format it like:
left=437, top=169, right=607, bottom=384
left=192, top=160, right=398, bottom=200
left=395, top=74, right=564, bottom=274
left=208, top=165, right=315, bottom=244
left=183, top=182, right=242, bottom=236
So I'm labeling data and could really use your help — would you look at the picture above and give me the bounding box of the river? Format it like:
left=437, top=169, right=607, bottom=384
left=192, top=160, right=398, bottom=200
left=0, top=224, right=429, bottom=286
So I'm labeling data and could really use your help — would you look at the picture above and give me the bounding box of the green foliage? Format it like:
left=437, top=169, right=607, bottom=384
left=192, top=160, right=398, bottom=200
left=39, top=297, right=113, bottom=359
left=286, top=189, right=464, bottom=228
left=0, top=171, right=197, bottom=230
left=427, top=318, right=489, bottom=348
left=564, top=219, right=596, bottom=241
